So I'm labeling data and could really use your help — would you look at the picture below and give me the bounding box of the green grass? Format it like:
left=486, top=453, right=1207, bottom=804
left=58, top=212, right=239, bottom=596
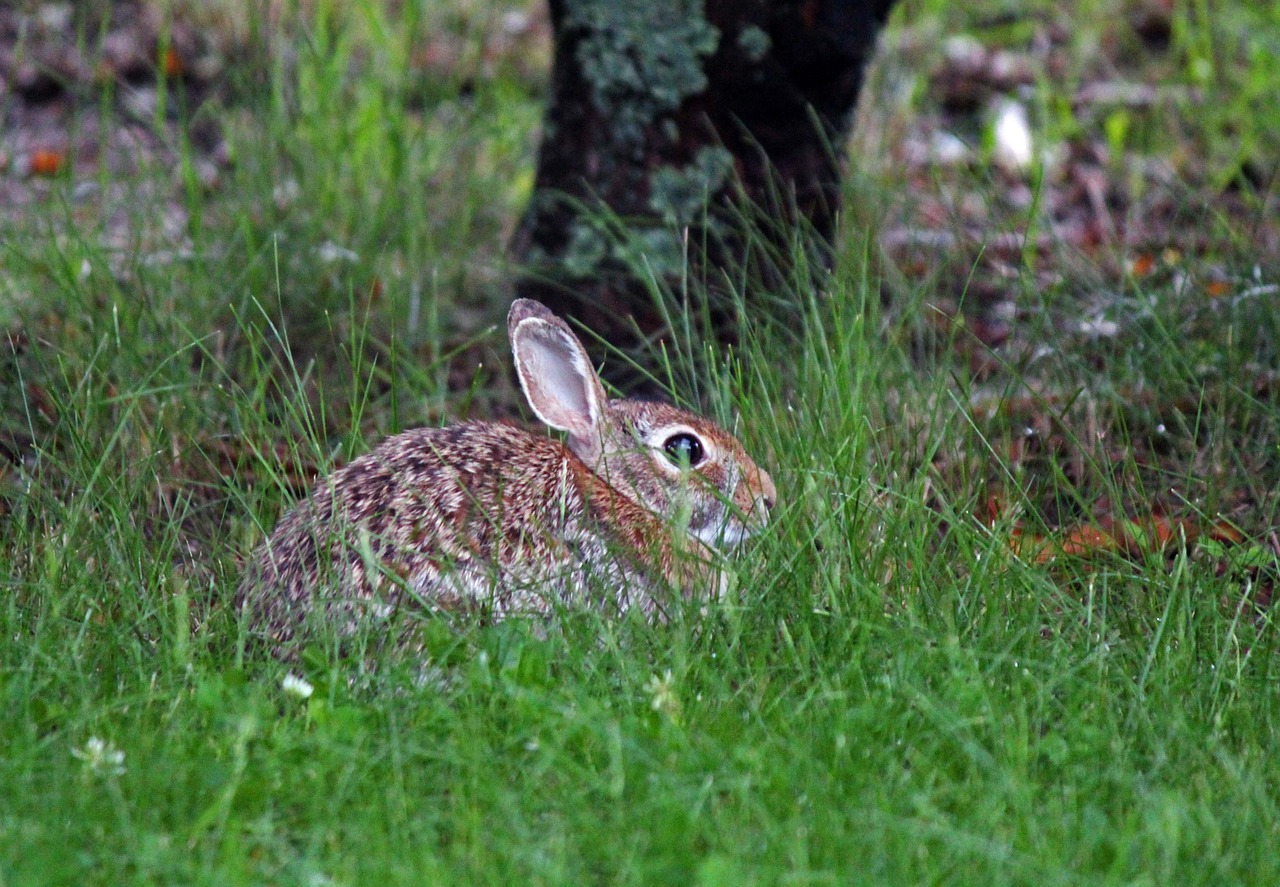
left=3, top=0, right=1280, bottom=883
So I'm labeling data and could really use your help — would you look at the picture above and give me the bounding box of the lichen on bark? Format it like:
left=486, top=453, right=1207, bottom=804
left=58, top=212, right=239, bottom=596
left=649, top=146, right=735, bottom=228
left=568, top=1, right=720, bottom=147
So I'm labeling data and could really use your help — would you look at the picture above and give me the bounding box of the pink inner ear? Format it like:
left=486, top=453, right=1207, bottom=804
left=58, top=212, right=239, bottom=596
left=516, top=321, right=601, bottom=441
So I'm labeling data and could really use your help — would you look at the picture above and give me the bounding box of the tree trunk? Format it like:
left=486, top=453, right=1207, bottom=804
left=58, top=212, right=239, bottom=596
left=511, top=0, right=898, bottom=375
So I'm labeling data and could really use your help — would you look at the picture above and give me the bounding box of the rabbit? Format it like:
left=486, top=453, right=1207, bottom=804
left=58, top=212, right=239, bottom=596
left=238, top=298, right=777, bottom=653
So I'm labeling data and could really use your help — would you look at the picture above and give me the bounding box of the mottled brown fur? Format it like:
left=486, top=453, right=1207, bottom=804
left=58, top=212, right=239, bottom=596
left=238, top=300, right=776, bottom=655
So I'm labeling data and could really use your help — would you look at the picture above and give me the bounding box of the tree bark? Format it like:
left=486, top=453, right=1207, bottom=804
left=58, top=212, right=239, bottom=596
left=511, top=0, right=898, bottom=374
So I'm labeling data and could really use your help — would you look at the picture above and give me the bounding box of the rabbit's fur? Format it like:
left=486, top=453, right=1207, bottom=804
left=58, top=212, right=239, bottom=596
left=239, top=299, right=776, bottom=651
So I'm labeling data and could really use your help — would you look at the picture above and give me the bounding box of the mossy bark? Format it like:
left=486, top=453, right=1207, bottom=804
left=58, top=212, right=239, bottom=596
left=511, top=0, right=898, bottom=373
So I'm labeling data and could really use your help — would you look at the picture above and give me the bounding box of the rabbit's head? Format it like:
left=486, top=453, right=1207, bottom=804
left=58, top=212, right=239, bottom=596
left=509, top=299, right=776, bottom=552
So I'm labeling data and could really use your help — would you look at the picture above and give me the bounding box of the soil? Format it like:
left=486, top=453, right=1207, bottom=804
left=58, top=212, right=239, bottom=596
left=0, top=3, right=231, bottom=238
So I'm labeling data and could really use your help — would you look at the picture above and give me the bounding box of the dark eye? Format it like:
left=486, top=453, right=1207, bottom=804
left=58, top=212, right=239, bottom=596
left=662, top=432, right=704, bottom=467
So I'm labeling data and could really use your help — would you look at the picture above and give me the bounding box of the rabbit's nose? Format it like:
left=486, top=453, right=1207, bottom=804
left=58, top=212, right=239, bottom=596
left=732, top=462, right=777, bottom=525
left=759, top=468, right=777, bottom=513
left=747, top=466, right=777, bottom=520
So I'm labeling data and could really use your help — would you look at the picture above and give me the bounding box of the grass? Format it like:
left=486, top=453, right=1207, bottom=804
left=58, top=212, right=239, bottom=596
left=2, top=0, right=1280, bottom=883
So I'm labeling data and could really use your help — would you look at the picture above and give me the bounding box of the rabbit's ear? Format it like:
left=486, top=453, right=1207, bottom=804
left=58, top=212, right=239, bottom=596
left=510, top=301, right=608, bottom=458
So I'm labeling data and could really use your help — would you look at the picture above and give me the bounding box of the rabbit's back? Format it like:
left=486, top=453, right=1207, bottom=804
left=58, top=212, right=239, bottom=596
left=239, top=421, right=658, bottom=648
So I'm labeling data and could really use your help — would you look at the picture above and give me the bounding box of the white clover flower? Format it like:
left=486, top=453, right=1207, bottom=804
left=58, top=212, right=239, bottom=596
left=72, top=736, right=126, bottom=777
left=281, top=673, right=314, bottom=700
left=645, top=670, right=680, bottom=720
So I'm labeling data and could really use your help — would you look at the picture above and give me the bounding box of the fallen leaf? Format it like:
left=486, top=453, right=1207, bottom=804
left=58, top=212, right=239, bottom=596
left=1054, top=524, right=1117, bottom=560
left=162, top=47, right=184, bottom=78
left=1113, top=514, right=1195, bottom=554
left=1206, top=520, right=1245, bottom=544
left=29, top=149, right=65, bottom=177
left=1127, top=253, right=1156, bottom=276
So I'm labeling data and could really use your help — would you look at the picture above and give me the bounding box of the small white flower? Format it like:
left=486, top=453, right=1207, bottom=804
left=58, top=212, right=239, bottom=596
left=72, top=736, right=126, bottom=777
left=315, top=241, right=359, bottom=264
left=991, top=98, right=1033, bottom=172
left=1078, top=316, right=1119, bottom=338
left=645, top=670, right=680, bottom=720
left=272, top=178, right=301, bottom=209
left=282, top=673, right=314, bottom=699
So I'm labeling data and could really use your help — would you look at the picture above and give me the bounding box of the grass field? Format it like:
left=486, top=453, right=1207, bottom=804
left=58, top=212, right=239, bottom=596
left=2, top=0, right=1279, bottom=883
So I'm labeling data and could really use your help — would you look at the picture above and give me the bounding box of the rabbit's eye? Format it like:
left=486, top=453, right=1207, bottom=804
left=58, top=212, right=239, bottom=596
left=662, top=433, right=704, bottom=467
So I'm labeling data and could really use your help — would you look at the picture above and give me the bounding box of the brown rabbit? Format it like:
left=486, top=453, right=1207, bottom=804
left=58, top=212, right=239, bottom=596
left=238, top=299, right=776, bottom=651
